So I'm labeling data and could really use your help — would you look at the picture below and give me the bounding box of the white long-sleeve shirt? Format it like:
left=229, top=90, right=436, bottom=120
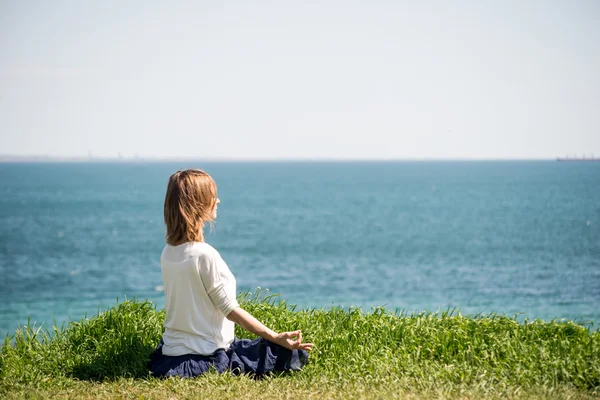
left=160, top=242, right=239, bottom=356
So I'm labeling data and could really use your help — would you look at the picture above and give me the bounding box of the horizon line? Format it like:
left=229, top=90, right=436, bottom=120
left=0, top=154, right=569, bottom=163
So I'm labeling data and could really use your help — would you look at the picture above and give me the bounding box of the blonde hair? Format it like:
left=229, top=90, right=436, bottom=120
left=164, top=169, right=218, bottom=245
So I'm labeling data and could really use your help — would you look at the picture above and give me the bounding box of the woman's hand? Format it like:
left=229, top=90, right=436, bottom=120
left=273, top=330, right=314, bottom=351
left=227, top=307, right=314, bottom=351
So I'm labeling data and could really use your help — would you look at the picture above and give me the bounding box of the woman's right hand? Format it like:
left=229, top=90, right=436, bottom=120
left=274, top=330, right=314, bottom=351
left=227, top=308, right=314, bottom=351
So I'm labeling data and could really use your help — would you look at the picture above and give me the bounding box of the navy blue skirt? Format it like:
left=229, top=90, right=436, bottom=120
left=148, top=337, right=309, bottom=378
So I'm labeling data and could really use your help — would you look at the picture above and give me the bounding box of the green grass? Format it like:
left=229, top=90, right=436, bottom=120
left=1, top=290, right=599, bottom=399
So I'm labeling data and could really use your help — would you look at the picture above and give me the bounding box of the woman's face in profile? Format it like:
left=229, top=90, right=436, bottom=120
left=212, top=197, right=220, bottom=220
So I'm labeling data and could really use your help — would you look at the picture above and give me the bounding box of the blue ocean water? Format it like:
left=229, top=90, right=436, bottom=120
left=0, top=161, right=599, bottom=337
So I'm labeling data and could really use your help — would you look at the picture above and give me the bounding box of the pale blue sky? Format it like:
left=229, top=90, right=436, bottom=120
left=1, top=0, right=599, bottom=159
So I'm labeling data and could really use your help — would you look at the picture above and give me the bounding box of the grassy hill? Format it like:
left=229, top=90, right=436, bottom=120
left=1, top=290, right=598, bottom=399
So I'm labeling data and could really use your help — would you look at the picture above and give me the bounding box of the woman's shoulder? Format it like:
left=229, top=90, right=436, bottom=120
left=187, top=241, right=221, bottom=259
left=162, top=241, right=220, bottom=260
left=187, top=243, right=228, bottom=271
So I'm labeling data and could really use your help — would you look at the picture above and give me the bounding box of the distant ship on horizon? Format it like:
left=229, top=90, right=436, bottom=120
left=556, top=155, right=600, bottom=162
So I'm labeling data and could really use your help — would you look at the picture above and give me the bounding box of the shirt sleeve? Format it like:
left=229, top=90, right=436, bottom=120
left=197, top=250, right=239, bottom=316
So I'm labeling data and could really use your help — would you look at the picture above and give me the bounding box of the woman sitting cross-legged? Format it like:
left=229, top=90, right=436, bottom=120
left=149, top=169, right=313, bottom=378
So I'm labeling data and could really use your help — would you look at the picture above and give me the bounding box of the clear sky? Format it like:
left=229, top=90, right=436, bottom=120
left=1, top=0, right=599, bottom=160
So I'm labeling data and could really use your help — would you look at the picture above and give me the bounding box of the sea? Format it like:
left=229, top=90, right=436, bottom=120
left=0, top=161, right=599, bottom=337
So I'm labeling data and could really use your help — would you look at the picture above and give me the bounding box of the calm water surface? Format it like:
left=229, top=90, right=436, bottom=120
left=0, top=161, right=599, bottom=336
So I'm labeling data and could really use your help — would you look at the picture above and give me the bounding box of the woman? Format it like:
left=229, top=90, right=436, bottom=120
left=149, top=169, right=313, bottom=378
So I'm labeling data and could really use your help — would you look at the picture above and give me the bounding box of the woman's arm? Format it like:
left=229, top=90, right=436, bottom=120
left=226, top=307, right=314, bottom=351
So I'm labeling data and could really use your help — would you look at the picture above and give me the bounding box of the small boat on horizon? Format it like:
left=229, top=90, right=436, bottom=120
left=556, top=155, right=600, bottom=162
